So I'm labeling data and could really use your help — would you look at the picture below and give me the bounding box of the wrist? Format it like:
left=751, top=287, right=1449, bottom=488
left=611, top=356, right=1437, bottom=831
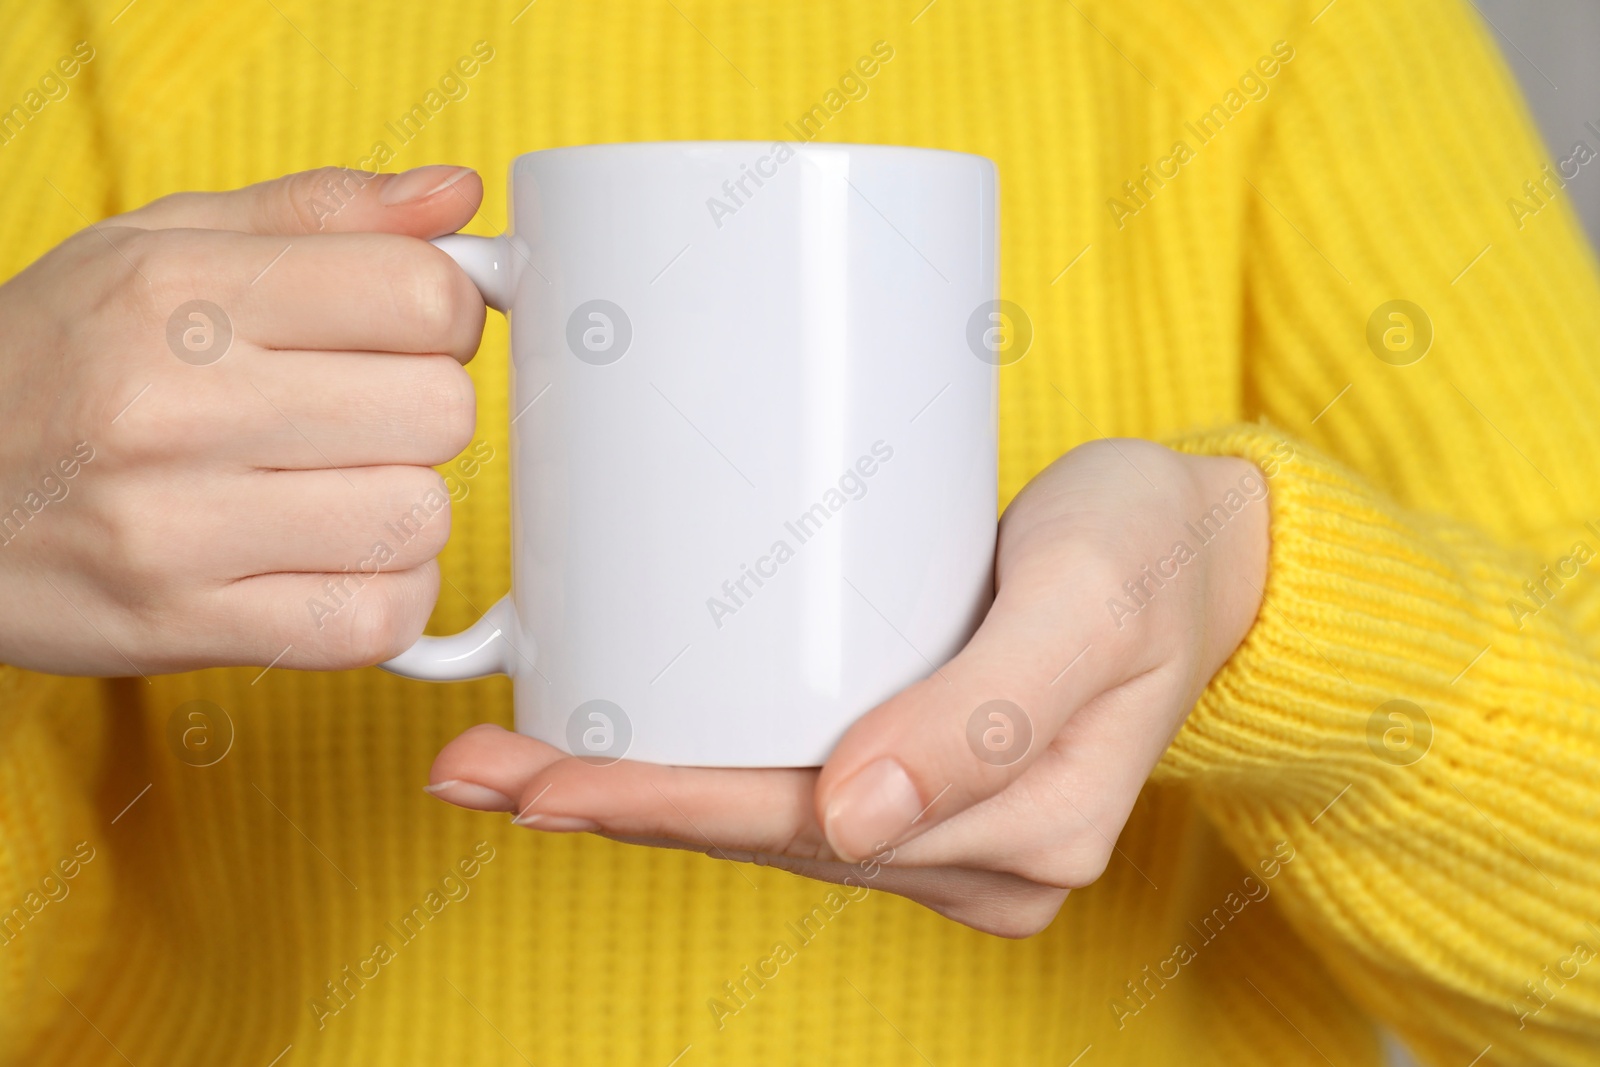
left=1183, top=452, right=1271, bottom=669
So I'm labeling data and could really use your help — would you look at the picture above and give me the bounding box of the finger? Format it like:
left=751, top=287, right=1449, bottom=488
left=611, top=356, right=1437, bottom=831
left=425, top=735, right=1079, bottom=938
left=117, top=165, right=483, bottom=239
left=230, top=351, right=477, bottom=469
left=197, top=467, right=452, bottom=578
left=427, top=724, right=1080, bottom=936
left=506, top=752, right=826, bottom=857
left=126, top=350, right=475, bottom=470
left=507, top=714, right=1136, bottom=884
left=427, top=724, right=1104, bottom=872
left=425, top=724, right=818, bottom=845
left=434, top=718, right=1111, bottom=875
left=147, top=229, right=484, bottom=358
left=427, top=724, right=569, bottom=812
left=190, top=560, right=441, bottom=671
left=485, top=723, right=1114, bottom=881
left=846, top=688, right=1173, bottom=887
left=813, top=553, right=1142, bottom=863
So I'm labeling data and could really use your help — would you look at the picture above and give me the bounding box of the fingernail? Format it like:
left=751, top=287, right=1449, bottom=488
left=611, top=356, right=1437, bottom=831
left=512, top=813, right=601, bottom=833
left=423, top=779, right=514, bottom=810
left=379, top=165, right=475, bottom=206
left=823, top=757, right=923, bottom=863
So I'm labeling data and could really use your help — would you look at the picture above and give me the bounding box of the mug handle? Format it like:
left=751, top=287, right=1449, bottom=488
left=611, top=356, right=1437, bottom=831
left=379, top=233, right=521, bottom=682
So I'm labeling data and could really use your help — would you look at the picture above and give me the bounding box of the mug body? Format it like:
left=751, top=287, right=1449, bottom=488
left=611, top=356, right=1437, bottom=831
left=503, top=141, right=997, bottom=767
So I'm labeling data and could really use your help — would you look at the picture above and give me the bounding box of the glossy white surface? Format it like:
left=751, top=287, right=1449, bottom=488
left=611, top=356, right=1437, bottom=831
left=382, top=142, right=998, bottom=767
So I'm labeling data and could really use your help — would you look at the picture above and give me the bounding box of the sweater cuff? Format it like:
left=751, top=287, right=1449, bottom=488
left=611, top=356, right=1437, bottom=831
left=1148, top=423, right=1499, bottom=801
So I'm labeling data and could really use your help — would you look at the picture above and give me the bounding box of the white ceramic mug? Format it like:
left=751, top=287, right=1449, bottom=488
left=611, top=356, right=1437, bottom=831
left=382, top=141, right=1000, bottom=767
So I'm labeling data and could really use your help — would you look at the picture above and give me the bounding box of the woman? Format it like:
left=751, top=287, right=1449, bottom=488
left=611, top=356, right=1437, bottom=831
left=0, top=0, right=1595, bottom=1063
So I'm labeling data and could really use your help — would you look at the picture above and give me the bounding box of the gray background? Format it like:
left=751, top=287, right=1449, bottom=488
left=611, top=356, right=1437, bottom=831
left=1477, top=0, right=1600, bottom=248
left=1383, top=5, right=1596, bottom=1065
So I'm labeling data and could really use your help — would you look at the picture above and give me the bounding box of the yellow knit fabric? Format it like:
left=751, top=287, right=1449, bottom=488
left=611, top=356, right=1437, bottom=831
left=2, top=0, right=1598, bottom=1064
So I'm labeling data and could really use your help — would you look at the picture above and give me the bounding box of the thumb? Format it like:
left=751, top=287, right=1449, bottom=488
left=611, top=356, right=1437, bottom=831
left=815, top=572, right=1124, bottom=863
left=114, top=164, right=483, bottom=237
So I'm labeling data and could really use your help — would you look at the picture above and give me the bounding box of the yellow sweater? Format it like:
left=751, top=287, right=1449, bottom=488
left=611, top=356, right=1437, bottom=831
left=3, top=0, right=1599, bottom=1063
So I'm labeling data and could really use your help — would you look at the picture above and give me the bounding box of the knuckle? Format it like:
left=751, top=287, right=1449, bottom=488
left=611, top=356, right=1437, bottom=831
left=1072, top=543, right=1150, bottom=645
left=110, top=231, right=235, bottom=354
left=1074, top=543, right=1126, bottom=606
left=69, top=368, right=141, bottom=446
left=136, top=189, right=188, bottom=218
left=105, top=381, right=200, bottom=461
left=412, top=358, right=478, bottom=459
left=109, top=230, right=176, bottom=312
left=340, top=600, right=402, bottom=667
left=385, top=468, right=453, bottom=558
left=980, top=887, right=1070, bottom=939
left=388, top=241, right=476, bottom=348
left=115, top=226, right=162, bottom=279
left=124, top=228, right=198, bottom=301
left=1020, top=838, right=1113, bottom=891
left=104, top=412, right=163, bottom=465
left=339, top=568, right=433, bottom=666
left=272, top=168, right=355, bottom=234
left=129, top=190, right=203, bottom=229
left=770, top=823, right=836, bottom=863
left=88, top=487, right=172, bottom=601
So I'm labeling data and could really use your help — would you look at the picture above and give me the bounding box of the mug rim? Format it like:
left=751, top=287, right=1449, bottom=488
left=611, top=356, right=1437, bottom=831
left=510, top=140, right=994, bottom=170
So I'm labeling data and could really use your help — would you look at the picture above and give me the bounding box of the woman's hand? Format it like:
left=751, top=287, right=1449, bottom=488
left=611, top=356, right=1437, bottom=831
left=0, top=166, right=488, bottom=675
left=429, top=439, right=1270, bottom=936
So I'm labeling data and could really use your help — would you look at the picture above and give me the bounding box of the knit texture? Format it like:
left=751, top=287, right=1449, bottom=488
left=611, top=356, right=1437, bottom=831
left=2, top=0, right=1598, bottom=1064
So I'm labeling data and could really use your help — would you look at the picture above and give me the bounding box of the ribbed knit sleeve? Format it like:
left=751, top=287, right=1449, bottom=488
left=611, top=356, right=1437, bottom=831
left=0, top=3, right=121, bottom=1059
left=1150, top=2, right=1600, bottom=1064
